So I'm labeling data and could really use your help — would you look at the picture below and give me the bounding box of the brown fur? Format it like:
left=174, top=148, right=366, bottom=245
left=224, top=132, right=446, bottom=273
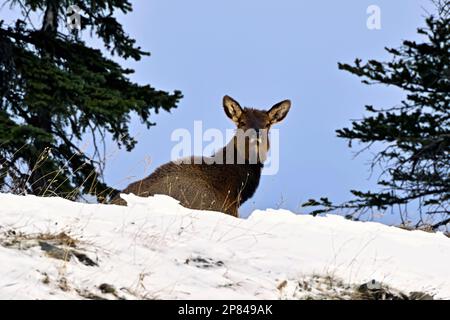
left=111, top=96, right=291, bottom=217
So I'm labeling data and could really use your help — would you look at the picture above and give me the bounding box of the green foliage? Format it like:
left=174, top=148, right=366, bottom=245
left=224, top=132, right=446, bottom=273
left=0, top=0, right=182, bottom=200
left=303, top=5, right=449, bottom=229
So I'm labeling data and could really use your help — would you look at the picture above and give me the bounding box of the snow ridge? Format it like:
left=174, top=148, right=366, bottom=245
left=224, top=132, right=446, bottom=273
left=0, top=193, right=448, bottom=299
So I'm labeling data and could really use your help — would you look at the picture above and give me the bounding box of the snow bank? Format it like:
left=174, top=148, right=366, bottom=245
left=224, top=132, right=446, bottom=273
left=0, top=193, right=448, bottom=299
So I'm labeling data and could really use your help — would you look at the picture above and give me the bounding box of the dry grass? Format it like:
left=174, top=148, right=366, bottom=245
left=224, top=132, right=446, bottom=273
left=0, top=144, right=127, bottom=204
left=398, top=224, right=450, bottom=238
left=1, top=229, right=79, bottom=249
left=0, top=228, right=97, bottom=267
left=280, top=274, right=434, bottom=300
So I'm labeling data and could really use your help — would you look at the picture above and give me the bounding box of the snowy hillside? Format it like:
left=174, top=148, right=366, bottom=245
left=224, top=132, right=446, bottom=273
left=0, top=193, right=449, bottom=300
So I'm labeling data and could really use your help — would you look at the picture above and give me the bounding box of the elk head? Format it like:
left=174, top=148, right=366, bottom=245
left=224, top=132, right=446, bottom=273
left=223, top=95, right=291, bottom=164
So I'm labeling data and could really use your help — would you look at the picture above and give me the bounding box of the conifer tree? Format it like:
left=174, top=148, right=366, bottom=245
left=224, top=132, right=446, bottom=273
left=0, top=1, right=182, bottom=200
left=303, top=2, right=449, bottom=229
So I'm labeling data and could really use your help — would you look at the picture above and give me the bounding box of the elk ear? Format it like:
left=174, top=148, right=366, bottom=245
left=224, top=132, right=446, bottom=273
left=268, top=100, right=291, bottom=124
left=223, top=95, right=243, bottom=124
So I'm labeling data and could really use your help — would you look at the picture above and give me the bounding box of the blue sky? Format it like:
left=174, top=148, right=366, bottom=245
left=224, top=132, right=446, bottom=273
left=103, top=0, right=435, bottom=224
left=1, top=0, right=436, bottom=224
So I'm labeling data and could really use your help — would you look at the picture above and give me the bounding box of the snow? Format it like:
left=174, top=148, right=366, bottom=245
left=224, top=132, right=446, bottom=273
left=0, top=193, right=448, bottom=300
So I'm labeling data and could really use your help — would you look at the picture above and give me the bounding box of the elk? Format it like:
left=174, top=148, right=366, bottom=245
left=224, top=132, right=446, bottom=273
left=111, top=96, right=291, bottom=217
